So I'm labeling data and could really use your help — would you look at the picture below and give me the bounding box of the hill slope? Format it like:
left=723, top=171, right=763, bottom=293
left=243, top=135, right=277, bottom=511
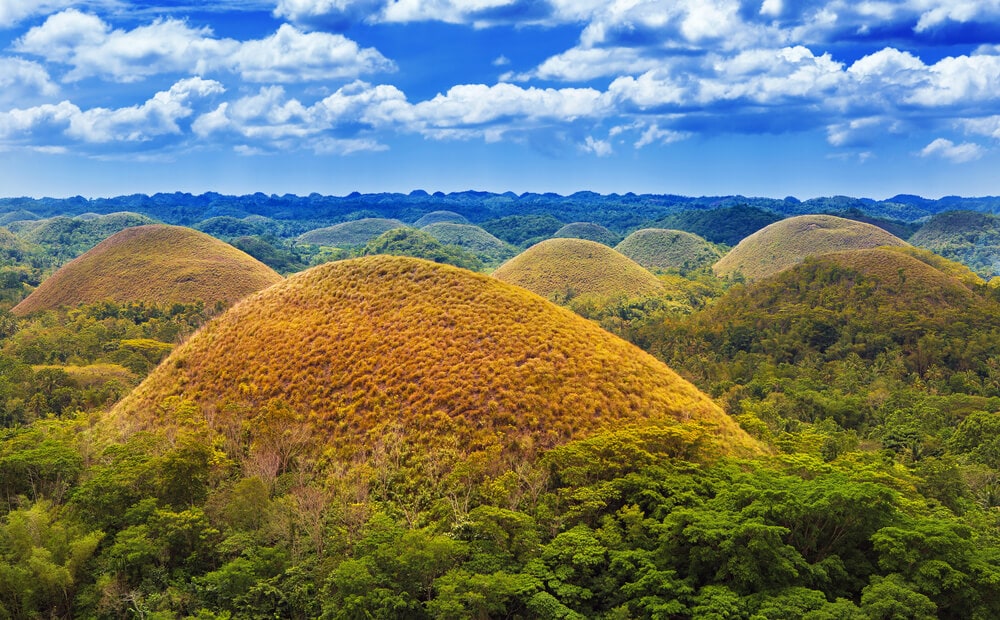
left=421, top=222, right=517, bottom=264
left=908, top=210, right=1000, bottom=279
left=12, top=225, right=283, bottom=315
left=297, top=218, right=407, bottom=246
left=713, top=214, right=908, bottom=281
left=413, top=210, right=469, bottom=227
left=493, top=238, right=665, bottom=300
left=651, top=205, right=782, bottom=245
left=552, top=222, right=620, bottom=246
left=111, top=256, right=756, bottom=458
left=616, top=228, right=722, bottom=271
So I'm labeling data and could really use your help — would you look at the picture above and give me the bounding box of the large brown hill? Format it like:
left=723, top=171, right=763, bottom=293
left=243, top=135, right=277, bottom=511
left=713, top=214, right=908, bottom=281
left=111, top=256, right=757, bottom=459
left=493, top=238, right=665, bottom=301
left=12, top=225, right=282, bottom=315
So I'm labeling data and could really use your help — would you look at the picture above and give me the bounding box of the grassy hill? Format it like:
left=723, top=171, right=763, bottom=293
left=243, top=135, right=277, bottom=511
left=359, top=228, right=484, bottom=271
left=421, top=222, right=517, bottom=265
left=12, top=225, right=283, bottom=315
left=296, top=218, right=407, bottom=247
left=13, top=212, right=158, bottom=264
left=713, top=214, right=908, bottom=281
left=616, top=228, right=722, bottom=272
left=909, top=210, right=1000, bottom=279
left=651, top=205, right=782, bottom=245
left=481, top=214, right=563, bottom=247
left=552, top=222, right=620, bottom=246
left=111, top=255, right=757, bottom=460
left=493, top=238, right=665, bottom=301
left=413, top=210, right=469, bottom=227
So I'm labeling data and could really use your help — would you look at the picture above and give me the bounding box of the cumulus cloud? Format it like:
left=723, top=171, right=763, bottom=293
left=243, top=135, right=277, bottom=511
left=0, top=77, right=223, bottom=149
left=0, top=0, right=74, bottom=28
left=15, top=9, right=392, bottom=83
left=0, top=58, right=59, bottom=103
left=919, top=137, right=986, bottom=163
left=581, top=135, right=611, bottom=156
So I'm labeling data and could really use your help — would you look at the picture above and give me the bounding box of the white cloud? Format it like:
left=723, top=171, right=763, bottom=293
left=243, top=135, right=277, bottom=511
left=0, top=77, right=222, bottom=147
left=0, top=0, right=73, bottom=28
left=0, top=58, right=59, bottom=101
left=522, top=46, right=663, bottom=82
left=919, top=137, right=986, bottom=163
left=635, top=123, right=689, bottom=148
left=581, top=135, right=611, bottom=156
left=16, top=10, right=392, bottom=83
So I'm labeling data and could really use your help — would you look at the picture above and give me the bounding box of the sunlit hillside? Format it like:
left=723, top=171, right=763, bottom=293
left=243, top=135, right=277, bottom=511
left=296, top=218, right=407, bottom=246
left=493, top=238, right=665, bottom=301
left=413, top=210, right=469, bottom=227
left=616, top=228, right=722, bottom=271
left=12, top=225, right=283, bottom=315
left=713, top=214, right=908, bottom=281
left=552, top=221, right=620, bottom=246
left=112, top=255, right=757, bottom=459
left=421, top=222, right=517, bottom=265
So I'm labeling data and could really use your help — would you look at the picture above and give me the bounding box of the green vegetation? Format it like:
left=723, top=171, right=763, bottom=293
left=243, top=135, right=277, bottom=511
left=413, top=210, right=470, bottom=227
left=420, top=222, right=517, bottom=266
left=616, top=228, right=723, bottom=272
left=13, top=212, right=157, bottom=264
left=651, top=205, right=783, bottom=245
left=359, top=228, right=484, bottom=271
left=296, top=218, right=407, bottom=247
left=909, top=210, right=1000, bottom=279
left=552, top=222, right=620, bottom=246
left=12, top=225, right=283, bottom=316
left=481, top=214, right=563, bottom=247
left=494, top=238, right=665, bottom=302
left=714, top=214, right=909, bottom=281
left=229, top=235, right=309, bottom=274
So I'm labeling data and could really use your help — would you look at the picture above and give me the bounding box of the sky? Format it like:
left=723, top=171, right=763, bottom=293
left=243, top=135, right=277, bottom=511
left=2, top=1, right=1000, bottom=199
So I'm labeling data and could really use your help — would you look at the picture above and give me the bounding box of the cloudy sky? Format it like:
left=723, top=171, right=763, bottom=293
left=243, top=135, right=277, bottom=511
left=2, top=0, right=1000, bottom=198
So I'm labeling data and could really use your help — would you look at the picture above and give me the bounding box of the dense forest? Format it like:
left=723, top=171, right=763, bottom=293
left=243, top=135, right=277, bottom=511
left=0, top=193, right=999, bottom=618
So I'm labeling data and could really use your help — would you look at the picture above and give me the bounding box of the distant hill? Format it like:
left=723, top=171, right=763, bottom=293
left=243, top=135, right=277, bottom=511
left=616, top=228, right=722, bottom=272
left=713, top=214, right=908, bottom=281
left=297, top=218, right=407, bottom=247
left=909, top=210, right=1000, bottom=279
left=480, top=214, right=563, bottom=247
left=111, top=255, right=757, bottom=460
left=12, top=225, right=283, bottom=315
left=421, top=222, right=517, bottom=265
left=413, top=210, right=469, bottom=227
left=552, top=222, right=620, bottom=246
left=493, top=238, right=665, bottom=301
left=651, top=205, right=783, bottom=245
left=13, top=212, right=157, bottom=264
left=359, top=228, right=483, bottom=271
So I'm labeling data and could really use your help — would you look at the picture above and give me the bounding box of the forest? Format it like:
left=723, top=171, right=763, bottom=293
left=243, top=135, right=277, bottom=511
left=0, top=192, right=998, bottom=619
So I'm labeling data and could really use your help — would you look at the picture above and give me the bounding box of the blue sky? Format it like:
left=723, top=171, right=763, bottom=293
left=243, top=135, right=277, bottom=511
left=3, top=1, right=1000, bottom=199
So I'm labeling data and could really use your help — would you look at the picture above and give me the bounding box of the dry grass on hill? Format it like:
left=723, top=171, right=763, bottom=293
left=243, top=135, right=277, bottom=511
left=413, top=210, right=469, bottom=227
left=420, top=222, right=517, bottom=264
left=296, top=218, right=407, bottom=247
left=552, top=222, right=620, bottom=246
left=713, top=214, right=908, bottom=281
left=12, top=225, right=283, bottom=315
left=616, top=228, right=722, bottom=271
left=493, top=238, right=665, bottom=301
left=111, top=255, right=758, bottom=461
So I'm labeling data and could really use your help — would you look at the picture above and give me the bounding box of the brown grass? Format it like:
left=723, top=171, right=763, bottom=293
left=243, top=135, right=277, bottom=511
left=111, top=255, right=759, bottom=461
left=616, top=228, right=722, bottom=271
left=713, top=214, right=908, bottom=281
left=493, top=238, right=665, bottom=301
left=12, top=225, right=283, bottom=315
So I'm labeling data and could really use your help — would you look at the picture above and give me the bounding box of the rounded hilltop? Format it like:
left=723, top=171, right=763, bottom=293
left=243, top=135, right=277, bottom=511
left=413, top=210, right=469, bottom=227
left=552, top=222, right=620, bottom=246
left=493, top=238, right=665, bottom=301
left=12, top=225, right=283, bottom=315
left=297, top=218, right=407, bottom=247
left=616, top=228, right=722, bottom=271
left=713, top=214, right=908, bottom=281
left=111, top=255, right=757, bottom=459
left=420, top=222, right=517, bottom=264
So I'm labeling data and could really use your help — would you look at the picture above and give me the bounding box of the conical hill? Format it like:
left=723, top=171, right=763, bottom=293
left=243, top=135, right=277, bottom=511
left=297, top=218, right=407, bottom=247
left=12, top=225, right=283, bottom=315
left=713, top=214, right=908, bottom=281
left=616, top=228, right=722, bottom=271
left=553, top=222, right=620, bottom=246
left=493, top=238, right=665, bottom=300
left=111, top=256, right=757, bottom=459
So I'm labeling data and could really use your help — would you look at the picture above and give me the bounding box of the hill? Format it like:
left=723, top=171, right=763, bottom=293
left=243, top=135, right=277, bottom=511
left=359, top=228, right=483, bottom=271
left=615, top=228, right=722, bottom=271
left=493, top=238, right=665, bottom=301
left=421, top=222, right=517, bottom=265
left=651, top=205, right=783, bottom=245
left=481, top=214, right=563, bottom=247
left=14, top=211, right=158, bottom=264
left=413, top=210, right=469, bottom=227
left=908, top=210, right=1000, bottom=279
left=296, top=218, right=407, bottom=247
left=110, top=255, right=757, bottom=459
left=713, top=214, right=908, bottom=281
left=552, top=222, right=620, bottom=246
left=11, top=225, right=283, bottom=315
